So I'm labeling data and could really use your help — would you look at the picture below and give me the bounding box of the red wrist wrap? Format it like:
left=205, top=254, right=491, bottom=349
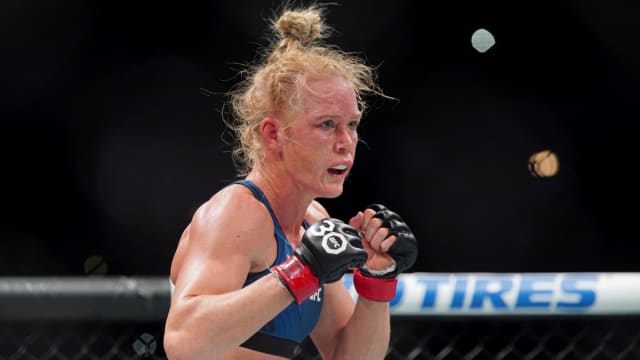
left=272, top=255, right=320, bottom=304
left=353, top=269, right=398, bottom=302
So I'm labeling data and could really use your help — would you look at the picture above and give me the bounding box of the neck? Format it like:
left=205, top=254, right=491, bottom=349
left=246, top=166, right=313, bottom=236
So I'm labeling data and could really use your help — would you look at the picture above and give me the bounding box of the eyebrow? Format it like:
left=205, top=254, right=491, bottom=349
left=315, top=112, right=362, bottom=121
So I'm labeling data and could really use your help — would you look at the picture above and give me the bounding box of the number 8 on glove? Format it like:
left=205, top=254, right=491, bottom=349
left=272, top=218, right=368, bottom=304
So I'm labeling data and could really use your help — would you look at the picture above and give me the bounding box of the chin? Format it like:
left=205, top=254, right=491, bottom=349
left=320, top=185, right=344, bottom=199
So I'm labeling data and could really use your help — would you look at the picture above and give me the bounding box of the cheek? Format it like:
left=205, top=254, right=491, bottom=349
left=296, top=130, right=330, bottom=151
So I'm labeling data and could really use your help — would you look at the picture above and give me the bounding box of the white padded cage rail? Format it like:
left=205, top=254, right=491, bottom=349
left=1, top=273, right=639, bottom=320
left=1, top=273, right=639, bottom=359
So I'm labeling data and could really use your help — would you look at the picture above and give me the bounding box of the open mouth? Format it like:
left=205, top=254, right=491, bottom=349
left=328, top=164, right=348, bottom=176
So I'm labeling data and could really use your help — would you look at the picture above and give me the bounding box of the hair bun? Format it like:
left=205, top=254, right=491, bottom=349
left=276, top=9, right=323, bottom=44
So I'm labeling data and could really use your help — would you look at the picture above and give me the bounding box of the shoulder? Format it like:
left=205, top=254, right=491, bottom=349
left=305, top=200, right=330, bottom=224
left=190, top=184, right=274, bottom=257
left=195, top=184, right=270, bottom=226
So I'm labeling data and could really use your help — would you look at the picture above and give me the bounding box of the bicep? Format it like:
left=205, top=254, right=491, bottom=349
left=173, top=233, right=250, bottom=304
left=310, top=281, right=356, bottom=357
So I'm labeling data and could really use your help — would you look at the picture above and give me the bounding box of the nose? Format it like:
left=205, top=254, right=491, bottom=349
left=334, top=125, right=357, bottom=153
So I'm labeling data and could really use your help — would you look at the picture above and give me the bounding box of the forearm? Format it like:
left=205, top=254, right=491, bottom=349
left=164, top=275, right=292, bottom=360
left=332, top=298, right=390, bottom=359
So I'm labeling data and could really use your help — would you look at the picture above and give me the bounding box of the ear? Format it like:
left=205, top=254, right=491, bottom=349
left=259, top=116, right=280, bottom=150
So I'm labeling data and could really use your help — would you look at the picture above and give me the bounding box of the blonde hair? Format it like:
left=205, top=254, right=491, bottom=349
left=227, top=4, right=386, bottom=176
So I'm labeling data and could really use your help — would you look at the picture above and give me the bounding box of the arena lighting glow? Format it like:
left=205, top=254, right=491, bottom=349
left=471, top=28, right=496, bottom=53
left=529, top=149, right=560, bottom=177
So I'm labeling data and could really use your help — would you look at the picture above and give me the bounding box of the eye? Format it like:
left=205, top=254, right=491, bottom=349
left=320, top=120, right=336, bottom=129
left=347, top=120, right=360, bottom=131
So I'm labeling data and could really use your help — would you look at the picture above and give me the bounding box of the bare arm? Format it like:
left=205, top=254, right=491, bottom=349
left=163, top=191, right=293, bottom=360
left=312, top=282, right=390, bottom=360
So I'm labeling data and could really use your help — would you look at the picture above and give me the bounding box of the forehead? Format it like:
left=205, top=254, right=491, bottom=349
left=301, top=76, right=359, bottom=116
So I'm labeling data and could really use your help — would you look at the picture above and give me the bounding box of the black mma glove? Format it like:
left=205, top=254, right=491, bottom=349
left=272, top=218, right=368, bottom=304
left=354, top=204, right=417, bottom=301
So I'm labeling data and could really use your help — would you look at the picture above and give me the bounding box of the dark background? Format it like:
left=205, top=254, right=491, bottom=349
left=1, top=0, right=638, bottom=276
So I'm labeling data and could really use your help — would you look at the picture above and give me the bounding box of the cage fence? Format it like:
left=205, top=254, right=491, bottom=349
left=1, top=317, right=639, bottom=359
left=0, top=274, right=638, bottom=360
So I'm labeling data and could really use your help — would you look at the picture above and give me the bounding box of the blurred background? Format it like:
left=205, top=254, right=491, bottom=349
left=1, top=0, right=638, bottom=277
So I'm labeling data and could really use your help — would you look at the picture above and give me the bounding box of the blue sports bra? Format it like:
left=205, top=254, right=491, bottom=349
left=235, top=179, right=324, bottom=358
